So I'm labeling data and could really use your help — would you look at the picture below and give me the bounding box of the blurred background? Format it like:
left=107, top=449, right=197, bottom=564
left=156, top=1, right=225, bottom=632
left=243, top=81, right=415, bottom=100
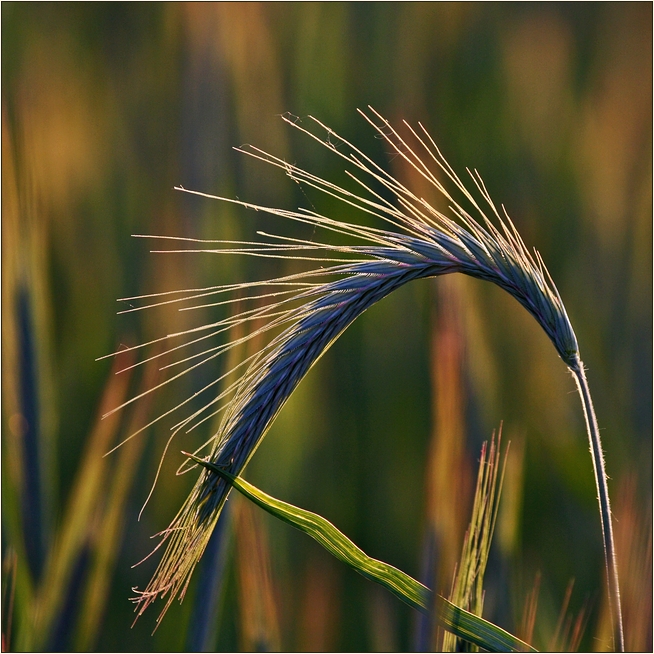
left=2, top=3, right=651, bottom=651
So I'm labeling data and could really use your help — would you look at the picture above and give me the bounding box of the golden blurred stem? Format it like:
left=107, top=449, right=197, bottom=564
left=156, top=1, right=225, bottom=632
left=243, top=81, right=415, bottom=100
left=571, top=360, right=624, bottom=652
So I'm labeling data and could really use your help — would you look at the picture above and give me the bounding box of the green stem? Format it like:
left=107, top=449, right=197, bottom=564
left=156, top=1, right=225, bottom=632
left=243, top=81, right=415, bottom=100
left=571, top=358, right=624, bottom=652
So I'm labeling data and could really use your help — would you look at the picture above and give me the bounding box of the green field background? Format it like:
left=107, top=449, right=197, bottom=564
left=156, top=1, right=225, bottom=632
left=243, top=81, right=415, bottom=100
left=2, top=3, right=651, bottom=651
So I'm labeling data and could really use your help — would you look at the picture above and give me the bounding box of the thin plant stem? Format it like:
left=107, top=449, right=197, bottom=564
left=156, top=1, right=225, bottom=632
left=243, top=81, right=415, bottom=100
left=571, top=357, right=624, bottom=652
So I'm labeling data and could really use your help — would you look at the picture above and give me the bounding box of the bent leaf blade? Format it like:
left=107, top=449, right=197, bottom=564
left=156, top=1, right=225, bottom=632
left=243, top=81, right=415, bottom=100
left=184, top=453, right=537, bottom=653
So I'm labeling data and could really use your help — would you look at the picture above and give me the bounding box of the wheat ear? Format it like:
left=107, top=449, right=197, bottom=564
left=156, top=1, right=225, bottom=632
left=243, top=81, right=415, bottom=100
left=117, top=109, right=622, bottom=649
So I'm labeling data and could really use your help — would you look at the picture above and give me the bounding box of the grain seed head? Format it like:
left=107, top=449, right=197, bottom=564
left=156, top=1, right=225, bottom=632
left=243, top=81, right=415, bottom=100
left=107, top=108, right=579, bottom=622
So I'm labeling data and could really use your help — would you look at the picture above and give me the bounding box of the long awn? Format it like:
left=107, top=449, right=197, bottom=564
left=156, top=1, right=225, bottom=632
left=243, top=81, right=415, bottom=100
left=104, top=108, right=623, bottom=650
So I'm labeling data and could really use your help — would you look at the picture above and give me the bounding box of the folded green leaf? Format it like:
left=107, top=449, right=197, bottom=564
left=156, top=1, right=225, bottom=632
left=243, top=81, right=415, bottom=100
left=435, top=596, right=536, bottom=653
left=183, top=453, right=537, bottom=653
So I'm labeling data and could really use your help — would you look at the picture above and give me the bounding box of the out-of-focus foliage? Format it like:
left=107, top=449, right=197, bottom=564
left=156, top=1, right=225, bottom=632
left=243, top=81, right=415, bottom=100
left=2, top=3, right=651, bottom=651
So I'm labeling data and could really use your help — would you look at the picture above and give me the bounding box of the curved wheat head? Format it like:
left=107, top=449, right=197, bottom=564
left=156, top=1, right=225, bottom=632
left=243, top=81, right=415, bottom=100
left=102, top=108, right=622, bottom=650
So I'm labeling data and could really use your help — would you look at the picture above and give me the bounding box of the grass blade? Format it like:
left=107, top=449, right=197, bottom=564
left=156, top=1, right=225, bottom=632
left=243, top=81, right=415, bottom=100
left=182, top=453, right=428, bottom=612
left=184, top=452, right=537, bottom=653
left=436, top=596, right=536, bottom=653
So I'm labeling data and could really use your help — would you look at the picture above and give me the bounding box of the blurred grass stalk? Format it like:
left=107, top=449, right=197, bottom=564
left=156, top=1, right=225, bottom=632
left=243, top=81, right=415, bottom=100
left=234, top=497, right=282, bottom=651
left=2, top=109, right=57, bottom=647
left=3, top=109, right=57, bottom=649
left=547, top=579, right=588, bottom=653
left=74, top=356, right=161, bottom=650
left=4, top=349, right=158, bottom=651
left=2, top=118, right=158, bottom=651
left=519, top=572, right=541, bottom=647
left=1, top=549, right=18, bottom=652
left=299, top=552, right=341, bottom=652
left=519, top=573, right=590, bottom=652
left=417, top=275, right=470, bottom=651
left=28, top=351, right=134, bottom=650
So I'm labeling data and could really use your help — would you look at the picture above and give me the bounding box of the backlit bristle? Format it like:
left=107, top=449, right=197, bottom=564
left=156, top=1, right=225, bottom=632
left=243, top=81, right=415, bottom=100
left=114, top=110, right=606, bottom=630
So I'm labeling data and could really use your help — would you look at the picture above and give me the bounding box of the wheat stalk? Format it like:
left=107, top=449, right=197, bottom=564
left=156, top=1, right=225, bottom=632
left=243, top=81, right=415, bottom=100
left=442, top=429, right=507, bottom=652
left=110, top=108, right=622, bottom=649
